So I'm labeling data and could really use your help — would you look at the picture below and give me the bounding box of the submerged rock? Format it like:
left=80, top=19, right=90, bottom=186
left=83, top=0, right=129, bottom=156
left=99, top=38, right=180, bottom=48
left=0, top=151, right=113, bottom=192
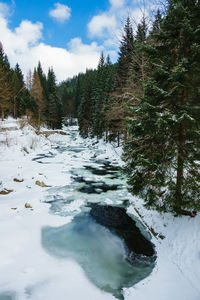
left=89, top=204, right=155, bottom=257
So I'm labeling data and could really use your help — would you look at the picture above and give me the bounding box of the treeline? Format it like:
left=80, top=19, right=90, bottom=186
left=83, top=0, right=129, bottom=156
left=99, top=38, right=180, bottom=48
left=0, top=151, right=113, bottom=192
left=60, top=0, right=200, bottom=216
left=0, top=44, right=62, bottom=129
left=58, top=57, right=116, bottom=137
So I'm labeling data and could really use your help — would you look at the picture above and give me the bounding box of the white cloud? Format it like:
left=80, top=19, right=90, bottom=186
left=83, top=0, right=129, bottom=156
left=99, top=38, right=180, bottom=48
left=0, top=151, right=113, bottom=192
left=0, top=2, right=10, bottom=17
left=87, top=0, right=151, bottom=54
left=0, top=9, right=102, bottom=82
left=88, top=14, right=117, bottom=38
left=49, top=3, right=71, bottom=23
left=109, top=0, right=125, bottom=8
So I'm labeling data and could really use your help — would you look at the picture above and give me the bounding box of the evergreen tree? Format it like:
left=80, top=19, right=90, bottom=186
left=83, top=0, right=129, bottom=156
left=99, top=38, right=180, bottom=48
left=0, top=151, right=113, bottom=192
left=151, top=9, right=162, bottom=33
left=47, top=67, right=62, bottom=129
left=0, top=64, right=13, bottom=120
left=117, top=16, right=134, bottom=88
left=73, top=75, right=83, bottom=117
left=92, top=52, right=107, bottom=138
left=30, top=70, right=45, bottom=130
left=0, top=42, right=10, bottom=72
left=105, top=17, right=135, bottom=143
left=11, top=64, right=25, bottom=117
left=78, top=69, right=95, bottom=137
left=123, top=0, right=200, bottom=215
left=37, top=62, right=48, bottom=117
left=0, top=44, right=13, bottom=120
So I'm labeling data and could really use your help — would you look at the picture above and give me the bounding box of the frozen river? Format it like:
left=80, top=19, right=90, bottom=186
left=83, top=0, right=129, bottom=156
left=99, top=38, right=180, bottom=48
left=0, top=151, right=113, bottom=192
left=0, top=126, right=155, bottom=300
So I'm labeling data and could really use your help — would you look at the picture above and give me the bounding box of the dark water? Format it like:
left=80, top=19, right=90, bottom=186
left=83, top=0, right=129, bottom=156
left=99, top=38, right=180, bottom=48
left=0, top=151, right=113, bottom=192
left=0, top=292, right=16, bottom=300
left=42, top=214, right=155, bottom=300
left=34, top=136, right=156, bottom=299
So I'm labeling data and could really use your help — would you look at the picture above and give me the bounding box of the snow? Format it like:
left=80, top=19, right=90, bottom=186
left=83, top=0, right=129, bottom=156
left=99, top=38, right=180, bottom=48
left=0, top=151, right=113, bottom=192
left=0, top=117, right=200, bottom=300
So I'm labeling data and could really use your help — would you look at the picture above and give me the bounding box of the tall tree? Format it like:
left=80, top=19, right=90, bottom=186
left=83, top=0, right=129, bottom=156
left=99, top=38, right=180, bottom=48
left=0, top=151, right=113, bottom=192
left=30, top=70, right=45, bottom=130
left=78, top=69, right=95, bottom=137
left=0, top=44, right=13, bottom=120
left=11, top=63, right=25, bottom=118
left=105, top=17, right=135, bottom=144
left=92, top=52, right=107, bottom=138
left=0, top=64, right=13, bottom=120
left=47, top=67, right=62, bottom=129
left=123, top=0, right=200, bottom=215
left=117, top=16, right=134, bottom=88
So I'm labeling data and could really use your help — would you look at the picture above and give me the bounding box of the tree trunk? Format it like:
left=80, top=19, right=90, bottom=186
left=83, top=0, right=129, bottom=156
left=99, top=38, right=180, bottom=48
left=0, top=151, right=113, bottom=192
left=175, top=124, right=184, bottom=209
left=117, top=132, right=120, bottom=147
left=124, top=129, right=127, bottom=143
left=38, top=111, right=41, bottom=132
left=13, top=99, right=17, bottom=118
left=175, top=90, right=186, bottom=211
left=1, top=109, right=4, bottom=121
left=105, top=130, right=108, bottom=143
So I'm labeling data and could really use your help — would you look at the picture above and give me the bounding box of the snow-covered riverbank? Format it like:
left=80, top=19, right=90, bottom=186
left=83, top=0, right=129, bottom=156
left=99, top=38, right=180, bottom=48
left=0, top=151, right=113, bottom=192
left=0, top=118, right=200, bottom=300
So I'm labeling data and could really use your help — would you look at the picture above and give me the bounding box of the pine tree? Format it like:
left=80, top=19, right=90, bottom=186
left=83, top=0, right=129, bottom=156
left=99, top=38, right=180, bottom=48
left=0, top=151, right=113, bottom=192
left=92, top=52, right=107, bottom=138
left=11, top=64, right=25, bottom=117
left=117, top=16, right=134, bottom=88
left=0, top=64, right=13, bottom=120
left=78, top=69, right=95, bottom=137
left=30, top=70, right=45, bottom=130
left=123, top=0, right=200, bottom=215
left=0, top=44, right=13, bottom=120
left=37, top=62, right=48, bottom=117
left=105, top=17, right=135, bottom=144
left=0, top=43, right=10, bottom=72
left=47, top=67, right=62, bottom=129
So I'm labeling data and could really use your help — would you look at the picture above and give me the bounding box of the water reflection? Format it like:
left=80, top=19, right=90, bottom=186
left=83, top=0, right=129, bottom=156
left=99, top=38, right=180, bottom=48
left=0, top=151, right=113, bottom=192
left=42, top=214, right=155, bottom=300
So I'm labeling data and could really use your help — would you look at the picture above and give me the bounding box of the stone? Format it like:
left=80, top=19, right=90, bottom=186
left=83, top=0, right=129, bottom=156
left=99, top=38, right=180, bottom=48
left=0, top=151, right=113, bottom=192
left=35, top=180, right=49, bottom=187
left=0, top=189, right=13, bottom=195
left=13, top=178, right=24, bottom=183
left=25, top=203, right=32, bottom=208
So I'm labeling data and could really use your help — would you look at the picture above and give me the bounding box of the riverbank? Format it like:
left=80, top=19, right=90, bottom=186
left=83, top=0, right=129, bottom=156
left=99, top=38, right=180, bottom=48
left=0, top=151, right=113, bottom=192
left=0, top=117, right=200, bottom=300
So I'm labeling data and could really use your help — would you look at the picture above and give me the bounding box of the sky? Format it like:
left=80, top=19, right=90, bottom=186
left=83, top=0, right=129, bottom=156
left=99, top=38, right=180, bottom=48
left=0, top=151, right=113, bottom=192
left=0, top=0, right=153, bottom=82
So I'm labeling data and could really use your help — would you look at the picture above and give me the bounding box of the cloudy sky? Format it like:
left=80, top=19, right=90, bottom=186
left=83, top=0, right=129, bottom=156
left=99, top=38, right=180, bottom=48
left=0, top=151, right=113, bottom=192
left=0, top=0, right=152, bottom=82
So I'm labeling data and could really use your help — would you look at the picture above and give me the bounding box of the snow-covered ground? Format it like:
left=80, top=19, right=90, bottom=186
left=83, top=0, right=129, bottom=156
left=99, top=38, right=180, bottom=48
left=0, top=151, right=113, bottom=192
left=0, top=117, right=200, bottom=300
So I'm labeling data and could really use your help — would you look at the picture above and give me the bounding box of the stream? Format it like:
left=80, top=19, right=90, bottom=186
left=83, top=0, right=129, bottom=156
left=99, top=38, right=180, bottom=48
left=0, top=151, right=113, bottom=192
left=40, top=128, right=156, bottom=299
left=0, top=127, right=156, bottom=300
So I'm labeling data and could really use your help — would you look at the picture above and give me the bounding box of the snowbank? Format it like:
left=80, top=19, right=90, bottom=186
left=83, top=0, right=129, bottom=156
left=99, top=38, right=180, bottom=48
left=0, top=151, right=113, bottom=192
left=0, top=118, right=200, bottom=300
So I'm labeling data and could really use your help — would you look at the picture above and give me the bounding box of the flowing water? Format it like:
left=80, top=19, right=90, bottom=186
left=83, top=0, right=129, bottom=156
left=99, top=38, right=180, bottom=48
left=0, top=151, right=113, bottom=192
left=38, top=129, right=156, bottom=299
left=0, top=128, right=156, bottom=300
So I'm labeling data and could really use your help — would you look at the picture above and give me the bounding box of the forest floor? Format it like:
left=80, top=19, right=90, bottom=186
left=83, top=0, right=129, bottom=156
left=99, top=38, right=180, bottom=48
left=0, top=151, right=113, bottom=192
left=0, top=117, right=200, bottom=300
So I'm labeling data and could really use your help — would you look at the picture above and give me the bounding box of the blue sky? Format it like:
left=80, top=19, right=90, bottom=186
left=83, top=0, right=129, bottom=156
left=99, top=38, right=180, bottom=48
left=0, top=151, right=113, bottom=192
left=6, top=0, right=110, bottom=48
left=0, top=0, right=152, bottom=81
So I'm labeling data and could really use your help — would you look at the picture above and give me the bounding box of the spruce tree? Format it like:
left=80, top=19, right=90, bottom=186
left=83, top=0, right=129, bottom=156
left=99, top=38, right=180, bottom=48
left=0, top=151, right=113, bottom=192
left=11, top=64, right=25, bottom=117
left=78, top=69, right=95, bottom=137
left=37, top=62, right=48, bottom=117
left=31, top=70, right=45, bottom=130
left=0, top=45, right=13, bottom=120
left=106, top=17, right=135, bottom=143
left=117, top=16, right=134, bottom=88
left=92, top=52, right=107, bottom=138
left=47, top=67, right=62, bottom=129
left=0, top=64, right=13, bottom=120
left=123, top=0, right=200, bottom=215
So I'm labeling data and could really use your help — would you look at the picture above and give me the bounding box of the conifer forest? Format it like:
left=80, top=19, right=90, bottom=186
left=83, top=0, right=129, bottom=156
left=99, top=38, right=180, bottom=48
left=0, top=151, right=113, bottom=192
left=1, top=0, right=200, bottom=216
